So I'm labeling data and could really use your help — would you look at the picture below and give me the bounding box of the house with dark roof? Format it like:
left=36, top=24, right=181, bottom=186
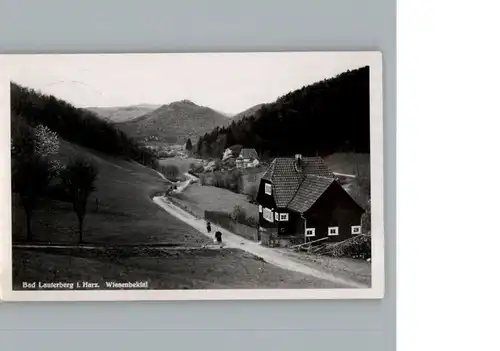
left=256, top=154, right=364, bottom=245
left=235, top=148, right=260, bottom=169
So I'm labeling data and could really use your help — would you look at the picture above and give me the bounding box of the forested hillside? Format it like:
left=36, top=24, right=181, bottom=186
left=117, top=100, right=231, bottom=144
left=195, top=66, right=370, bottom=159
left=11, top=83, right=157, bottom=168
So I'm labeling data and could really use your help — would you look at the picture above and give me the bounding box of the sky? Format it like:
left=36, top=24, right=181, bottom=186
left=4, top=52, right=374, bottom=115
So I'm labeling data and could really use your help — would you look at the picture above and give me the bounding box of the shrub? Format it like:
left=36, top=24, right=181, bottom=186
left=161, top=164, right=180, bottom=180
left=326, top=235, right=371, bottom=260
left=231, top=205, right=247, bottom=223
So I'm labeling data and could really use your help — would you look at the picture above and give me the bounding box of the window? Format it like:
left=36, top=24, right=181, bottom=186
left=263, top=208, right=274, bottom=223
left=258, top=205, right=262, bottom=213
left=264, top=183, right=272, bottom=195
left=328, top=226, right=339, bottom=236
left=279, top=213, right=289, bottom=221
left=305, top=228, right=316, bottom=237
left=351, top=225, right=361, bottom=235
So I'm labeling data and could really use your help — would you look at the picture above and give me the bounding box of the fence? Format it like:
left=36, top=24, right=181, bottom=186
left=204, top=210, right=258, bottom=241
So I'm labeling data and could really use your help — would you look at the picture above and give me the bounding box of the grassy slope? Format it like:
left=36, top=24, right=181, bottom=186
left=171, top=182, right=259, bottom=220
left=12, top=140, right=207, bottom=245
left=12, top=141, right=340, bottom=289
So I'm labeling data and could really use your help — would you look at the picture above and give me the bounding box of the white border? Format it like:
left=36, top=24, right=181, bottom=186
left=0, top=52, right=384, bottom=301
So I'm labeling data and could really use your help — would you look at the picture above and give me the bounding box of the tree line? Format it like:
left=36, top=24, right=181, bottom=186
left=195, top=66, right=370, bottom=159
left=11, top=82, right=158, bottom=169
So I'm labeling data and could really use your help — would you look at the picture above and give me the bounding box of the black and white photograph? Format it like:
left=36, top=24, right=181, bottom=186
left=0, top=52, right=384, bottom=301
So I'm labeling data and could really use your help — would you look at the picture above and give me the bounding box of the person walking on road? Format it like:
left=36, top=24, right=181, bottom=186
left=206, top=221, right=211, bottom=234
left=215, top=230, right=223, bottom=247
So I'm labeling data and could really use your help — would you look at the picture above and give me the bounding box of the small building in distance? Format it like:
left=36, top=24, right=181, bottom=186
left=222, top=144, right=243, bottom=161
left=256, top=154, right=364, bottom=246
left=236, top=148, right=260, bottom=169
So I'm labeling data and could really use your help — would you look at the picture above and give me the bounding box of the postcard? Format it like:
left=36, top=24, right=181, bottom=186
left=0, top=52, right=384, bottom=301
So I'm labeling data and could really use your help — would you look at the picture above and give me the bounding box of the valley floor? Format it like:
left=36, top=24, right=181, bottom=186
left=11, top=142, right=358, bottom=290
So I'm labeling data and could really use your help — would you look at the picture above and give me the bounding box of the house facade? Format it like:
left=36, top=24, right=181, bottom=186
left=256, top=154, right=364, bottom=245
left=235, top=148, right=260, bottom=169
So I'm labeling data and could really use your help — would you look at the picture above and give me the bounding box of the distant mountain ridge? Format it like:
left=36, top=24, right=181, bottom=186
left=86, top=104, right=160, bottom=123
left=117, top=100, right=232, bottom=144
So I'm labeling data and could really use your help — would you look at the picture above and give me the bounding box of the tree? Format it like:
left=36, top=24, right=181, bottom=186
left=60, top=157, right=98, bottom=243
left=185, top=138, right=193, bottom=151
left=11, top=118, right=53, bottom=241
left=34, top=124, right=59, bottom=158
left=33, top=124, right=64, bottom=174
left=12, top=155, right=52, bottom=241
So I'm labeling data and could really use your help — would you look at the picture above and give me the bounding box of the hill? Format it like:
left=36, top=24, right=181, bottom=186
left=196, top=66, right=370, bottom=158
left=117, top=100, right=231, bottom=144
left=10, top=82, right=157, bottom=168
left=86, top=104, right=160, bottom=123
left=231, top=103, right=266, bottom=123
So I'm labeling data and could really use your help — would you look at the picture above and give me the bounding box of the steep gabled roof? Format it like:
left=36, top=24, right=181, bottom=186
left=238, top=148, right=259, bottom=159
left=262, top=157, right=335, bottom=209
left=287, top=175, right=334, bottom=213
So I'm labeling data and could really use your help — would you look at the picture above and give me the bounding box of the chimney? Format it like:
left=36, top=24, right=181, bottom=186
left=294, top=154, right=303, bottom=171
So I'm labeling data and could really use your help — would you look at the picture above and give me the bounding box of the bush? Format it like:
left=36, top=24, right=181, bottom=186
left=326, top=235, right=371, bottom=260
left=160, top=164, right=180, bottom=180
left=231, top=205, right=247, bottom=223
left=214, top=170, right=242, bottom=193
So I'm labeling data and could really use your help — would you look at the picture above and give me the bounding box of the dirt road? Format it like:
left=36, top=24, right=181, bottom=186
left=152, top=196, right=367, bottom=289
